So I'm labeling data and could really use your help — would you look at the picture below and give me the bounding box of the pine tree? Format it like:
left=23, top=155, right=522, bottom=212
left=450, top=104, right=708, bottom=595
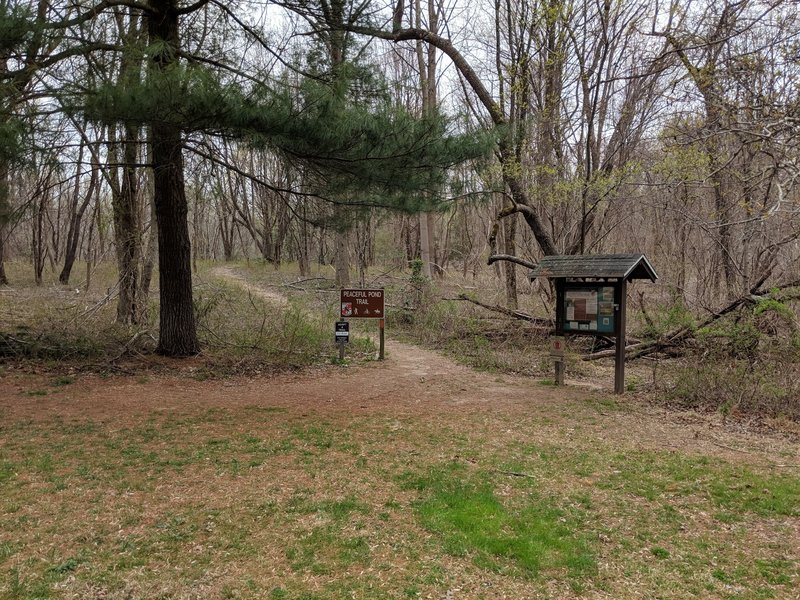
left=0, top=1, right=48, bottom=285
left=9, top=1, right=490, bottom=356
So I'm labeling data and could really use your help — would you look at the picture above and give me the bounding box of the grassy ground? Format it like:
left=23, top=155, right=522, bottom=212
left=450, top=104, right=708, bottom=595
left=0, top=371, right=797, bottom=599
left=1, top=259, right=798, bottom=598
left=0, top=260, right=375, bottom=375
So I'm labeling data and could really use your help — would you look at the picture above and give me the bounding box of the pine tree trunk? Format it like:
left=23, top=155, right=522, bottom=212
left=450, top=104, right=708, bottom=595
left=0, top=157, right=9, bottom=285
left=0, top=53, right=11, bottom=285
left=148, top=1, right=199, bottom=356
left=151, top=120, right=197, bottom=355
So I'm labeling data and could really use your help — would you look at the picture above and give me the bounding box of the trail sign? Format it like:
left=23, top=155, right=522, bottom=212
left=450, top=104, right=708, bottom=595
left=550, top=336, right=566, bottom=360
left=340, top=289, right=384, bottom=318
left=335, top=321, right=350, bottom=343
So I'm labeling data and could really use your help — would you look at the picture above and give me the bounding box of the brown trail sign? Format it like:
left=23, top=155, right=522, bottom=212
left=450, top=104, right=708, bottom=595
left=340, top=289, right=386, bottom=359
left=340, top=289, right=384, bottom=318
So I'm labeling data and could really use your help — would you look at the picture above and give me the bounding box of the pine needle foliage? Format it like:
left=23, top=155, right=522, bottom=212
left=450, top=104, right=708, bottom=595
left=0, top=3, right=39, bottom=167
left=83, top=59, right=493, bottom=213
left=0, top=3, right=37, bottom=55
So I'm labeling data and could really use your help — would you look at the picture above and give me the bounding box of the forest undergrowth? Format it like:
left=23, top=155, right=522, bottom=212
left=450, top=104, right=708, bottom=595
left=1, top=259, right=799, bottom=427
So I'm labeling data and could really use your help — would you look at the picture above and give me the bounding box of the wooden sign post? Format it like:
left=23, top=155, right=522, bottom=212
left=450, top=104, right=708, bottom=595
left=550, top=336, right=566, bottom=385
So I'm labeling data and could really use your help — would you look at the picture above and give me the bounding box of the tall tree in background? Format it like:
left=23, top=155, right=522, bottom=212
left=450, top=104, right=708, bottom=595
left=355, top=0, right=669, bottom=264
left=658, top=0, right=800, bottom=301
left=415, top=0, right=439, bottom=280
left=280, top=0, right=375, bottom=287
left=0, top=0, right=53, bottom=285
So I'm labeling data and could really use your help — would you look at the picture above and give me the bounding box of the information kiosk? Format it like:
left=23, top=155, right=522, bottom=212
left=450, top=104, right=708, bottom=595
left=528, top=254, right=658, bottom=394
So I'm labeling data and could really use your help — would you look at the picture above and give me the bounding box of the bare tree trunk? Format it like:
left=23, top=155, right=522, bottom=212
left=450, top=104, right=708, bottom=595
left=334, top=217, right=350, bottom=287
left=85, top=200, right=100, bottom=292
left=419, top=212, right=433, bottom=278
left=59, top=139, right=86, bottom=284
left=355, top=214, right=373, bottom=286
left=414, top=0, right=439, bottom=279
left=33, top=178, right=49, bottom=285
left=298, top=204, right=310, bottom=276
left=138, top=208, right=157, bottom=323
left=503, top=212, right=518, bottom=309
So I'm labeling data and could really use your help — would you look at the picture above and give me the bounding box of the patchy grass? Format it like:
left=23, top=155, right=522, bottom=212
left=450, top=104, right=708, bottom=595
left=1, top=262, right=799, bottom=597
left=399, top=463, right=596, bottom=586
left=0, top=382, right=797, bottom=600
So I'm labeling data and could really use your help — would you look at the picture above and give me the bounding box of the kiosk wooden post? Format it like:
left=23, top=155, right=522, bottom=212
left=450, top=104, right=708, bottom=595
left=614, top=279, right=627, bottom=394
left=379, top=319, right=385, bottom=360
left=549, top=338, right=566, bottom=385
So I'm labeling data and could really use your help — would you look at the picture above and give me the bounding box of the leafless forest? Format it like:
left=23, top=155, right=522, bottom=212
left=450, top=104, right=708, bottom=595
left=1, top=0, right=798, bottom=343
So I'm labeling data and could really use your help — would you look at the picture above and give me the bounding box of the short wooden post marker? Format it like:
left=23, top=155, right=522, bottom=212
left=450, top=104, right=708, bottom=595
left=550, top=336, right=566, bottom=385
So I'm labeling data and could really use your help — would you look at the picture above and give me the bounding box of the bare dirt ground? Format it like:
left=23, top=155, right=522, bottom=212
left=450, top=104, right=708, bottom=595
left=2, top=323, right=796, bottom=470
left=1, top=270, right=798, bottom=599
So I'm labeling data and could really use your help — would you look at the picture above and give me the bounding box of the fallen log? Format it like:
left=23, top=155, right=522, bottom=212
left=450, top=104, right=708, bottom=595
left=456, top=294, right=552, bottom=327
left=583, top=279, right=800, bottom=361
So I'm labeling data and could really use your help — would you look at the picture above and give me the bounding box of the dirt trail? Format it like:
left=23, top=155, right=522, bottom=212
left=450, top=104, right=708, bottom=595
left=209, top=265, right=289, bottom=306
left=2, top=269, right=797, bottom=471
left=209, top=265, right=471, bottom=380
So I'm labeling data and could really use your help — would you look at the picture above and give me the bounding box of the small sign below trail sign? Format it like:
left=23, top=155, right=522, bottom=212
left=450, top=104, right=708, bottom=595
left=335, top=321, right=350, bottom=343
left=340, top=289, right=384, bottom=318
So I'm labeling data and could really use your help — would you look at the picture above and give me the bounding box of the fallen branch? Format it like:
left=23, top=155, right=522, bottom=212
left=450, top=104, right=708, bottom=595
left=282, top=277, right=331, bottom=287
left=387, top=303, right=415, bottom=311
left=583, top=280, right=800, bottom=361
left=456, top=294, right=552, bottom=327
left=495, top=469, right=536, bottom=479
left=487, top=254, right=538, bottom=270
